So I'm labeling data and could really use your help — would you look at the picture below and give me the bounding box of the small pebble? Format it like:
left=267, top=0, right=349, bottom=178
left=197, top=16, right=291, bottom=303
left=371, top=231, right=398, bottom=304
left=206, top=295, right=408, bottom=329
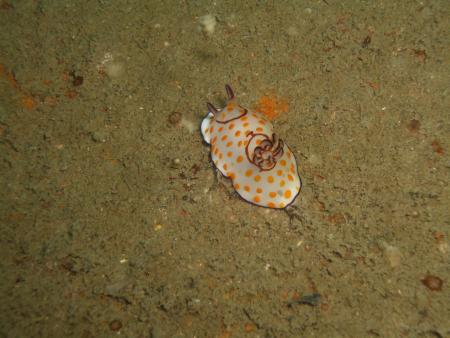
left=383, top=243, right=401, bottom=267
left=72, top=75, right=84, bottom=86
left=168, top=111, right=182, bottom=126
left=181, top=117, right=196, bottom=133
left=91, top=131, right=107, bottom=143
left=288, top=293, right=321, bottom=307
left=171, top=158, right=181, bottom=168
left=406, top=119, right=420, bottom=132
left=199, top=14, right=216, bottom=35
left=104, top=61, right=125, bottom=78
left=109, top=319, right=122, bottom=331
left=421, top=275, right=443, bottom=291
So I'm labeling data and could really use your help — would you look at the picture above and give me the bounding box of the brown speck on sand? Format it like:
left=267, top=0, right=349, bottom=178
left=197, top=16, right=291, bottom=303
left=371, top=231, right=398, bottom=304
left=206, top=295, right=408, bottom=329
left=109, top=319, right=122, bottom=331
left=421, top=275, right=443, bottom=291
left=406, top=119, right=420, bottom=133
left=168, top=111, right=182, bottom=126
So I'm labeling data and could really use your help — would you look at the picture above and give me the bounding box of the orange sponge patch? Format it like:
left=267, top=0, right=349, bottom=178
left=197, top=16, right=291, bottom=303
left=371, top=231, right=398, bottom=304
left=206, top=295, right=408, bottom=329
left=254, top=93, right=289, bottom=120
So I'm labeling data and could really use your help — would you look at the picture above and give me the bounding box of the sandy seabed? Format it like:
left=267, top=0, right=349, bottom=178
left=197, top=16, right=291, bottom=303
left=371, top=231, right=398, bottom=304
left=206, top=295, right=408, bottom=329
left=1, top=1, right=449, bottom=337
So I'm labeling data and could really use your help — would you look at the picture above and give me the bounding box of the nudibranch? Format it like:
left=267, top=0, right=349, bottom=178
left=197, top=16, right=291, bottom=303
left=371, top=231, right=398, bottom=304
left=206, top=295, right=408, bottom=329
left=201, top=85, right=301, bottom=209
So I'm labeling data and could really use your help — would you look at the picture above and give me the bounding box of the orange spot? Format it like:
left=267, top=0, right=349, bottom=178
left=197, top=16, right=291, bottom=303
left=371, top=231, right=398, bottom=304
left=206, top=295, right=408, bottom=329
left=244, top=185, right=251, bottom=192
left=277, top=170, right=283, bottom=176
left=258, top=120, right=266, bottom=125
left=218, top=127, right=224, bottom=132
left=267, top=176, right=274, bottom=183
left=431, top=140, right=444, bottom=155
left=214, top=147, right=219, bottom=155
left=219, top=153, right=223, bottom=159
left=254, top=93, right=289, bottom=120
left=254, top=175, right=261, bottom=182
left=267, top=202, right=276, bottom=208
left=211, top=136, right=217, bottom=144
left=284, top=190, right=292, bottom=198
left=226, top=141, right=233, bottom=147
left=235, top=130, right=241, bottom=137
left=21, top=96, right=37, bottom=110
left=269, top=191, right=277, bottom=198
left=287, top=174, right=294, bottom=181
left=205, top=127, right=209, bottom=134
left=223, top=163, right=228, bottom=170
left=241, top=116, right=248, bottom=121
left=256, top=127, right=263, bottom=132
left=328, top=213, right=346, bottom=225
left=279, top=202, right=285, bottom=208
left=280, top=159, right=287, bottom=166
left=245, top=169, right=253, bottom=177
left=228, top=172, right=236, bottom=180
left=228, top=123, right=235, bottom=130
left=227, top=102, right=235, bottom=111
left=245, top=323, right=255, bottom=332
left=243, top=122, right=249, bottom=127
left=256, top=139, right=261, bottom=145
left=236, top=155, right=243, bottom=163
left=290, top=164, right=296, bottom=173
left=256, top=187, right=262, bottom=193
left=414, top=49, right=427, bottom=63
left=253, top=196, right=261, bottom=203
left=238, top=140, right=243, bottom=147
left=366, top=81, right=379, bottom=91
left=234, top=183, right=240, bottom=190
left=210, top=126, right=214, bottom=133
left=287, top=151, right=292, bottom=159
left=221, top=135, right=228, bottom=141
left=280, top=180, right=285, bottom=187
left=65, top=90, right=78, bottom=99
left=219, top=331, right=232, bottom=338
left=227, top=151, right=233, bottom=157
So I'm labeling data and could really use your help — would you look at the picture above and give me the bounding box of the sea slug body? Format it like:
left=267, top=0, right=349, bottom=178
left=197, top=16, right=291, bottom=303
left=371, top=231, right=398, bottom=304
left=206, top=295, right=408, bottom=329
left=201, top=85, right=301, bottom=209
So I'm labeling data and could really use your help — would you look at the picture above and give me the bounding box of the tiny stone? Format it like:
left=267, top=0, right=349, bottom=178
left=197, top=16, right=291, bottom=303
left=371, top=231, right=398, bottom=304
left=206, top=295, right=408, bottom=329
left=104, top=61, right=125, bottom=78
left=181, top=117, right=196, bottom=133
left=383, top=244, right=401, bottom=267
left=91, top=131, right=107, bottom=143
left=168, top=111, right=182, bottom=126
left=199, top=14, right=217, bottom=35
left=72, top=75, right=84, bottom=86
left=109, top=319, right=122, bottom=331
left=406, top=119, right=420, bottom=132
left=421, top=275, right=443, bottom=291
left=288, top=293, right=321, bottom=307
left=171, top=158, right=181, bottom=168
